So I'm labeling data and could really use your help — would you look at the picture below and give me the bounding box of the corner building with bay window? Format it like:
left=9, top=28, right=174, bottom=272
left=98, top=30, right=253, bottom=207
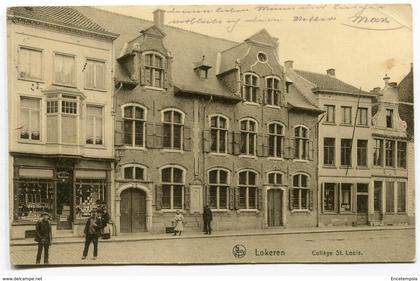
left=8, top=7, right=118, bottom=239
left=79, top=7, right=322, bottom=234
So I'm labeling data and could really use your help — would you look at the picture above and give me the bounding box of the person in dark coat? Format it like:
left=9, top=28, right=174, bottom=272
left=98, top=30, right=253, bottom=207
left=35, top=212, right=52, bottom=264
left=82, top=209, right=101, bottom=260
left=203, top=205, right=213, bottom=235
left=100, top=206, right=110, bottom=239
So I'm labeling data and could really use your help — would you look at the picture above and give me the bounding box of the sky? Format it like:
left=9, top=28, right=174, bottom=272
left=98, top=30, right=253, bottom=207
left=98, top=4, right=412, bottom=91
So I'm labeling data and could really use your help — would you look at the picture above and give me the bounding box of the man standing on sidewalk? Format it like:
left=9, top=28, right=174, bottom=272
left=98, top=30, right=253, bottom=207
left=82, top=209, right=101, bottom=260
left=203, top=205, right=213, bottom=235
left=35, top=212, right=52, bottom=265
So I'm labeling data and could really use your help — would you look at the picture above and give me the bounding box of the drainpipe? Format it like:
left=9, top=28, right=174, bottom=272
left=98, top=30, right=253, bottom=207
left=202, top=96, right=213, bottom=205
left=316, top=112, right=326, bottom=228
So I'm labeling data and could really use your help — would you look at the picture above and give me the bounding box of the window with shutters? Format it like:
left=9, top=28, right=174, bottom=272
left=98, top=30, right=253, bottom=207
left=210, top=115, right=228, bottom=154
left=268, top=122, right=284, bottom=158
left=267, top=172, right=283, bottom=185
left=85, top=59, right=105, bottom=90
left=18, top=47, right=43, bottom=81
left=122, top=164, right=146, bottom=181
left=144, top=52, right=165, bottom=88
left=54, top=53, right=75, bottom=86
left=86, top=105, right=103, bottom=145
left=46, top=94, right=80, bottom=144
left=294, top=126, right=309, bottom=160
left=123, top=105, right=146, bottom=148
left=323, top=138, right=335, bottom=166
left=243, top=73, right=259, bottom=104
left=238, top=170, right=258, bottom=209
left=19, top=97, right=41, bottom=141
left=240, top=119, right=257, bottom=156
left=373, top=139, right=384, bottom=166
left=162, top=109, right=184, bottom=150
left=208, top=169, right=229, bottom=209
left=161, top=166, right=185, bottom=209
left=266, top=77, right=281, bottom=107
left=292, top=174, right=310, bottom=210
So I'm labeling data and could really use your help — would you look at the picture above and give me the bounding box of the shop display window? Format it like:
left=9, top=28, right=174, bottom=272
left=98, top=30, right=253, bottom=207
left=17, top=182, right=54, bottom=222
left=75, top=181, right=106, bottom=219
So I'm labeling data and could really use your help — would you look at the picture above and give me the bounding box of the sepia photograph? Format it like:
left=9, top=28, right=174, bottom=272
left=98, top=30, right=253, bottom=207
left=4, top=2, right=416, bottom=267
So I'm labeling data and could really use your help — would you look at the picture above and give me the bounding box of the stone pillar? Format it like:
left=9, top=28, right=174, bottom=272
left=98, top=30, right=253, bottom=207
left=189, top=184, right=203, bottom=214
left=368, top=181, right=375, bottom=224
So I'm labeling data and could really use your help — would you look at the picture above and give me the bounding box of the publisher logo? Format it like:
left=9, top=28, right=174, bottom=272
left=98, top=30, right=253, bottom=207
left=232, top=244, right=246, bottom=258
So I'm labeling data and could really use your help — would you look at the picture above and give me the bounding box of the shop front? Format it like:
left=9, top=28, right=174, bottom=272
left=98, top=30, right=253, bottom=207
left=11, top=154, right=112, bottom=239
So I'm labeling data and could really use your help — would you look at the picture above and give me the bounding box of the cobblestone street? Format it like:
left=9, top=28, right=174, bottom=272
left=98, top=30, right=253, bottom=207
left=10, top=228, right=415, bottom=265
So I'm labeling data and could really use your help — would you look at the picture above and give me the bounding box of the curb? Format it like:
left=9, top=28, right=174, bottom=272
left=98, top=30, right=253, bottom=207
left=10, top=225, right=414, bottom=247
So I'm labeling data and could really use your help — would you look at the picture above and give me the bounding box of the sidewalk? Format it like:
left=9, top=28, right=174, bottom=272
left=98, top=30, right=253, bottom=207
left=10, top=224, right=414, bottom=246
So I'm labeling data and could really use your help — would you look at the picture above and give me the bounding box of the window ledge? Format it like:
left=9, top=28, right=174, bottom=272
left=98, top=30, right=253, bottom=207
left=322, top=165, right=337, bottom=169
left=159, top=209, right=185, bottom=213
left=144, top=86, right=164, bottom=92
left=322, top=211, right=338, bottom=215
left=84, top=87, right=107, bottom=93
left=265, top=105, right=281, bottom=109
left=18, top=139, right=43, bottom=145
left=52, top=82, right=76, bottom=88
left=85, top=144, right=107, bottom=149
left=18, top=77, right=45, bottom=84
left=340, top=166, right=353, bottom=169
left=322, top=122, right=337, bottom=126
left=161, top=149, right=184, bottom=154
left=237, top=209, right=259, bottom=213
left=122, top=146, right=147, bottom=151
left=356, top=125, right=370, bottom=128
left=339, top=123, right=353, bottom=127
left=239, top=154, right=257, bottom=159
left=293, top=159, right=309, bottom=163
left=356, top=166, right=369, bottom=170
left=211, top=209, right=229, bottom=213
left=268, top=157, right=284, bottom=161
left=243, top=101, right=260, bottom=107
left=291, top=209, right=310, bottom=214
left=209, top=152, right=229, bottom=157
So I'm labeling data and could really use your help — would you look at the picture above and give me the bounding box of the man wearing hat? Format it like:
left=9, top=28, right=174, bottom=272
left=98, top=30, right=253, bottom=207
left=35, top=212, right=52, bottom=264
left=82, top=208, right=102, bottom=260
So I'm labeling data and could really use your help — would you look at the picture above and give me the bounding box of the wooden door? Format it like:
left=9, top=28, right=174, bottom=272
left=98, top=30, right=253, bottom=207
left=267, top=189, right=282, bottom=227
left=120, top=189, right=147, bottom=233
left=357, top=194, right=368, bottom=225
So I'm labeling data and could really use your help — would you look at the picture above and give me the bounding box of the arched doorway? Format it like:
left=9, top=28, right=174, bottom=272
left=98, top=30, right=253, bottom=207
left=267, top=188, right=283, bottom=227
left=120, top=188, right=147, bottom=233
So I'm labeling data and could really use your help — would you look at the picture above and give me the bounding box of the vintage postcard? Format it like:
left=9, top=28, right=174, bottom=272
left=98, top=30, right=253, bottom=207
left=7, top=4, right=414, bottom=265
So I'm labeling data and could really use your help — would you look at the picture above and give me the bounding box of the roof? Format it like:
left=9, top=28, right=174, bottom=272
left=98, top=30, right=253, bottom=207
left=8, top=6, right=118, bottom=39
left=75, top=6, right=239, bottom=99
left=295, top=69, right=372, bottom=96
left=287, top=84, right=322, bottom=113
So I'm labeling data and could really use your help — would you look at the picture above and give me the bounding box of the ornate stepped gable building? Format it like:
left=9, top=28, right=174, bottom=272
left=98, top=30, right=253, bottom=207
left=77, top=7, right=323, bottom=234
left=286, top=64, right=411, bottom=227
left=7, top=7, right=118, bottom=239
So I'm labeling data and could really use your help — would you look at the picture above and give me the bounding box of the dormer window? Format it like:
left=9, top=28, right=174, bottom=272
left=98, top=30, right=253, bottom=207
left=143, top=52, right=165, bottom=88
left=194, top=56, right=212, bottom=79
left=386, top=109, right=393, bottom=128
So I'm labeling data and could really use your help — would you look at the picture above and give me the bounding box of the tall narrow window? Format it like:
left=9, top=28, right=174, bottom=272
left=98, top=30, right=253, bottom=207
left=268, top=122, right=284, bottom=158
left=18, top=47, right=42, bottom=81
left=397, top=182, right=406, bottom=213
left=323, top=138, right=335, bottom=166
left=161, top=167, right=184, bottom=209
left=397, top=142, right=407, bottom=168
left=123, top=105, right=145, bottom=147
left=208, top=169, right=229, bottom=209
left=85, top=59, right=105, bottom=90
left=292, top=174, right=309, bottom=210
left=357, top=140, right=368, bottom=167
left=163, top=110, right=184, bottom=150
left=295, top=126, right=309, bottom=160
left=268, top=172, right=283, bottom=185
left=386, top=182, right=394, bottom=213
left=357, top=107, right=368, bottom=126
left=373, top=139, right=384, bottom=166
left=210, top=115, right=228, bottom=153
left=54, top=53, right=75, bottom=86
left=341, top=106, right=352, bottom=125
left=60, top=95, right=78, bottom=144
left=385, top=140, right=395, bottom=167
left=238, top=170, right=258, bottom=209
left=144, top=53, right=165, bottom=88
left=340, top=183, right=352, bottom=212
left=323, top=183, right=336, bottom=212
left=86, top=105, right=103, bottom=145
left=374, top=181, right=382, bottom=212
left=386, top=109, right=393, bottom=128
left=20, top=97, right=41, bottom=141
left=243, top=73, right=259, bottom=103
left=325, top=105, right=335, bottom=123
left=340, top=139, right=352, bottom=166
left=240, top=119, right=257, bottom=156
left=266, top=77, right=281, bottom=106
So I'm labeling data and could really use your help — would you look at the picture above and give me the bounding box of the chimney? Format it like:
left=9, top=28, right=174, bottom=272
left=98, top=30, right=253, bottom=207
left=383, top=74, right=390, bottom=85
left=389, top=82, right=397, bottom=88
left=326, top=68, right=335, bottom=77
left=153, top=9, right=165, bottom=29
left=284, top=60, right=294, bottom=69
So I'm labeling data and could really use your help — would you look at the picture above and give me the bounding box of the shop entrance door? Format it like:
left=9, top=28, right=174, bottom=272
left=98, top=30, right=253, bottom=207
left=267, top=189, right=282, bottom=227
left=56, top=182, right=73, bottom=230
left=356, top=184, right=369, bottom=225
left=120, top=188, right=147, bottom=233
